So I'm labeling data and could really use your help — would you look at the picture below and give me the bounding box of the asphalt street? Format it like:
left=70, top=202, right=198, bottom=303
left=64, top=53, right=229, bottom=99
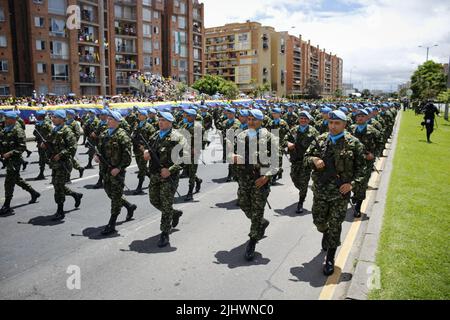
left=0, top=130, right=367, bottom=300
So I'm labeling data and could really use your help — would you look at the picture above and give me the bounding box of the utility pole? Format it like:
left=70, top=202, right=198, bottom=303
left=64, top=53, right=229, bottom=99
left=419, top=44, right=438, bottom=62
left=445, top=55, right=449, bottom=121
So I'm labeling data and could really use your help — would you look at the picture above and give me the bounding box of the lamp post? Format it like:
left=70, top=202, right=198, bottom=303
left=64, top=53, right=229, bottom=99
left=418, top=44, right=438, bottom=62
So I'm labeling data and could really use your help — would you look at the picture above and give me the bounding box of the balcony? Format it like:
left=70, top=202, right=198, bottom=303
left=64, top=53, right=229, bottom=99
left=51, top=54, right=69, bottom=60
left=80, top=76, right=99, bottom=84
left=115, top=25, right=137, bottom=37
left=78, top=33, right=97, bottom=43
left=116, top=78, right=129, bottom=86
left=115, top=12, right=137, bottom=21
left=79, top=54, right=100, bottom=64
left=116, top=45, right=136, bottom=54
left=81, top=10, right=98, bottom=24
left=115, top=62, right=137, bottom=70
left=114, top=0, right=136, bottom=5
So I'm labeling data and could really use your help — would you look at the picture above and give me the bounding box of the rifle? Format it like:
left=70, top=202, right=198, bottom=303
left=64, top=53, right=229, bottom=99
left=138, top=133, right=181, bottom=198
left=86, top=139, right=130, bottom=191
left=35, top=127, right=71, bottom=176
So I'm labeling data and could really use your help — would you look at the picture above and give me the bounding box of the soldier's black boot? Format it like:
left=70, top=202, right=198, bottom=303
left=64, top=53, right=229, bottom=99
left=72, top=193, right=83, bottom=208
left=172, top=210, right=183, bottom=228
left=296, top=197, right=305, bottom=214
left=0, top=198, right=13, bottom=215
left=354, top=200, right=363, bottom=218
left=78, top=167, right=85, bottom=178
left=22, top=160, right=28, bottom=171
left=26, top=150, right=32, bottom=158
left=29, top=190, right=41, bottom=204
left=52, top=203, right=65, bottom=221
left=278, top=169, right=283, bottom=180
left=85, top=158, right=94, bottom=169
left=101, top=215, right=118, bottom=235
left=34, top=168, right=46, bottom=180
left=260, top=219, right=270, bottom=238
left=323, top=248, right=337, bottom=276
left=92, top=176, right=103, bottom=189
left=124, top=202, right=137, bottom=221
left=245, top=238, right=257, bottom=261
left=157, top=232, right=170, bottom=247
left=184, top=186, right=194, bottom=201
left=195, top=178, right=202, bottom=193
left=225, top=171, right=232, bottom=182
left=132, top=177, right=145, bottom=195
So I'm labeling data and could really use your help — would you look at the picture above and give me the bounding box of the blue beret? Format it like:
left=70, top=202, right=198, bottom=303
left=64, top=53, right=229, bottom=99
left=66, top=109, right=76, bottom=116
left=355, top=109, right=369, bottom=116
left=239, top=109, right=249, bottom=117
left=249, top=109, right=264, bottom=120
left=302, top=106, right=311, bottom=111
left=192, top=105, right=198, bottom=111
left=148, top=108, right=157, bottom=114
left=328, top=110, right=347, bottom=121
left=0, top=110, right=4, bottom=116
left=226, top=108, right=236, bottom=114
left=200, top=105, right=208, bottom=110
left=100, top=109, right=110, bottom=116
left=339, top=107, right=349, bottom=114
left=161, top=107, right=172, bottom=113
left=133, top=105, right=139, bottom=110
left=365, top=107, right=373, bottom=113
left=4, top=111, right=18, bottom=119
left=138, top=109, right=148, bottom=116
left=272, top=108, right=282, bottom=114
left=159, top=111, right=174, bottom=122
left=184, top=109, right=197, bottom=116
left=321, top=107, right=332, bottom=113
left=109, top=111, right=123, bottom=122
left=36, top=110, right=46, bottom=116
left=299, top=111, right=313, bottom=121
left=53, top=110, right=66, bottom=119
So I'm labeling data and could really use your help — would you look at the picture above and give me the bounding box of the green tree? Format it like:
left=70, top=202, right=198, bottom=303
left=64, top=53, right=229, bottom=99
left=219, top=81, right=239, bottom=100
left=362, top=89, right=371, bottom=98
left=334, top=88, right=343, bottom=98
left=411, top=61, right=447, bottom=101
left=305, top=78, right=322, bottom=99
left=192, top=75, right=226, bottom=96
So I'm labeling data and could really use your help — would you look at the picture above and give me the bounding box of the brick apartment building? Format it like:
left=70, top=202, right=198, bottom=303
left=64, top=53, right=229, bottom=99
left=0, top=0, right=205, bottom=97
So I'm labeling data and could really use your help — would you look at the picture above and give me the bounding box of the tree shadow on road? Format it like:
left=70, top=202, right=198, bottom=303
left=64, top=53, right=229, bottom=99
left=273, top=203, right=311, bottom=217
left=122, top=229, right=179, bottom=254
left=213, top=242, right=271, bottom=269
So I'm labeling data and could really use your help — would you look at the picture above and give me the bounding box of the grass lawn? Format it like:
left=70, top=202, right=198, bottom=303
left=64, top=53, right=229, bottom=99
left=369, top=110, right=450, bottom=300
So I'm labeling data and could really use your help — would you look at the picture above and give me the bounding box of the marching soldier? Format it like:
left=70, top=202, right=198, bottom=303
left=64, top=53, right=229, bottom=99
left=90, top=110, right=109, bottom=188
left=66, top=109, right=85, bottom=179
left=83, top=109, right=100, bottom=170
left=218, top=108, right=241, bottom=182
left=33, top=110, right=53, bottom=180
left=143, top=112, right=187, bottom=248
left=44, top=110, right=83, bottom=221
left=231, top=109, right=279, bottom=260
left=147, top=108, right=159, bottom=131
left=0, top=111, right=41, bottom=215
left=284, top=111, right=319, bottom=214
left=95, top=111, right=137, bottom=235
left=268, top=107, right=290, bottom=183
left=131, top=109, right=155, bottom=195
left=282, top=104, right=299, bottom=128
left=180, top=109, right=203, bottom=201
left=304, top=110, right=366, bottom=276
left=315, top=106, right=332, bottom=134
left=349, top=109, right=383, bottom=217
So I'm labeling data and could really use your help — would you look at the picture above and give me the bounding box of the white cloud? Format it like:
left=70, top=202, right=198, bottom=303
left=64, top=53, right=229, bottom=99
left=203, top=0, right=450, bottom=91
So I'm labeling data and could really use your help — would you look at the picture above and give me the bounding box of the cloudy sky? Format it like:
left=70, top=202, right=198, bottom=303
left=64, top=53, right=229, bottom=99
left=202, top=0, right=450, bottom=91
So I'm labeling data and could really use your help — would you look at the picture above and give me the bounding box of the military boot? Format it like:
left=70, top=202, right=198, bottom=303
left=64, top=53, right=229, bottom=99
left=29, top=190, right=41, bottom=204
left=0, top=198, right=13, bottom=215
left=78, top=167, right=85, bottom=178
left=92, top=176, right=103, bottom=189
left=26, top=150, right=32, bottom=158
left=245, top=238, right=257, bottom=261
left=157, top=232, right=170, bottom=247
left=296, top=197, right=305, bottom=214
left=184, top=186, right=194, bottom=201
left=101, top=214, right=118, bottom=235
left=22, top=160, right=28, bottom=171
left=195, top=178, right=202, bottom=193
left=72, top=193, right=83, bottom=208
left=323, top=248, right=337, bottom=276
left=132, top=177, right=145, bottom=195
left=172, top=210, right=183, bottom=228
left=354, top=200, right=363, bottom=218
left=34, top=168, right=46, bottom=180
left=51, top=203, right=65, bottom=221
left=260, top=219, right=270, bottom=239
left=124, top=202, right=137, bottom=221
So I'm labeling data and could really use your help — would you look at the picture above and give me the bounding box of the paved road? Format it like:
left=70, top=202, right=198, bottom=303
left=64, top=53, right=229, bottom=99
left=0, top=130, right=366, bottom=300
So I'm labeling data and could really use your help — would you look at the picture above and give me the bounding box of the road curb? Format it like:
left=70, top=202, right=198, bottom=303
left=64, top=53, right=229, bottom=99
left=345, top=111, right=403, bottom=300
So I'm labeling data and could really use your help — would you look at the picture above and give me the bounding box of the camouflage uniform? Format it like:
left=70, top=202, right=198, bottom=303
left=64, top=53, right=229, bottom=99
left=0, top=122, right=40, bottom=213
left=268, top=118, right=290, bottom=181
left=218, top=117, right=241, bottom=180
left=235, top=128, right=279, bottom=242
left=33, top=118, right=52, bottom=178
left=283, top=112, right=299, bottom=128
left=66, top=118, right=84, bottom=174
left=83, top=115, right=100, bottom=168
left=148, top=129, right=188, bottom=234
left=304, top=132, right=366, bottom=250
left=98, top=126, right=136, bottom=227
left=147, top=116, right=159, bottom=131
left=48, top=124, right=82, bottom=218
left=284, top=125, right=319, bottom=207
left=131, top=120, right=155, bottom=193
left=314, top=118, right=329, bottom=134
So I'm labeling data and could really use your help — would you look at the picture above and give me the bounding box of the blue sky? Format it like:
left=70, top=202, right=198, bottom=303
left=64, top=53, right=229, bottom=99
left=203, top=0, right=450, bottom=91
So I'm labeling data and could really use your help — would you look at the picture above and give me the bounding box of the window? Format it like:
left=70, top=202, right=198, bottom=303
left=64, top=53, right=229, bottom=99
left=153, top=41, right=159, bottom=50
left=143, top=23, right=151, bottom=37
left=50, top=41, right=68, bottom=59
left=154, top=26, right=159, bottom=34
left=143, top=39, right=152, bottom=53
left=179, top=2, right=186, bottom=14
left=179, top=31, right=186, bottom=44
left=38, top=85, right=48, bottom=95
left=48, top=0, right=66, bottom=15
left=35, top=16, right=45, bottom=27
left=49, top=18, right=66, bottom=36
left=179, top=59, right=187, bottom=72
left=180, top=45, right=187, bottom=58
left=143, top=56, right=152, bottom=69
left=53, top=85, right=70, bottom=95
left=179, top=73, right=187, bottom=83
left=172, top=59, right=177, bottom=67
left=178, top=16, right=186, bottom=29
left=51, top=64, right=69, bottom=81
left=194, top=48, right=200, bottom=60
left=174, top=0, right=180, bottom=7
left=0, top=86, right=10, bottom=96
left=0, top=8, right=5, bottom=22
left=0, top=60, right=8, bottom=72
left=153, top=11, right=159, bottom=19
left=154, top=57, right=160, bottom=66
left=143, top=8, right=151, bottom=21
left=143, top=0, right=152, bottom=5
left=36, top=40, right=45, bottom=50
left=37, top=63, right=47, bottom=74
left=0, top=35, right=6, bottom=47
left=172, top=15, right=176, bottom=23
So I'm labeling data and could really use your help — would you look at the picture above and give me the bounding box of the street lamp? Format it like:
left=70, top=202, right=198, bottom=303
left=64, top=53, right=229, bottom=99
left=418, top=44, right=438, bottom=62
